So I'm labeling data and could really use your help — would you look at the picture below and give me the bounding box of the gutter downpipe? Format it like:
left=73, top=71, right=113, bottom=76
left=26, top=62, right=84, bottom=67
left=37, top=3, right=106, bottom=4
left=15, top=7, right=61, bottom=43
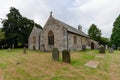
left=67, top=31, right=69, bottom=50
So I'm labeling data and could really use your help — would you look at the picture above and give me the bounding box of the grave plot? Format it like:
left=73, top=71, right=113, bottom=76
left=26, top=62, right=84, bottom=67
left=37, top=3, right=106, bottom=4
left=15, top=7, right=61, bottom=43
left=85, top=60, right=100, bottom=68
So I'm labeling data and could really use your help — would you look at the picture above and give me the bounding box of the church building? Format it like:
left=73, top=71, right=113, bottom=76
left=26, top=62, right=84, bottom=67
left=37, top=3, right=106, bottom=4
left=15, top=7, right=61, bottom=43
left=28, top=12, right=98, bottom=51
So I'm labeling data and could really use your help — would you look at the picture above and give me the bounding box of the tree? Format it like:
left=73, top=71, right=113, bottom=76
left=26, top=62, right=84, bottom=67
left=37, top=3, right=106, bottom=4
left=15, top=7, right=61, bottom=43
left=18, top=17, right=41, bottom=46
left=100, top=37, right=110, bottom=46
left=111, top=15, right=120, bottom=48
left=0, top=28, right=5, bottom=48
left=0, top=28, right=5, bottom=40
left=1, top=7, right=42, bottom=48
left=2, top=7, right=21, bottom=47
left=88, top=24, right=101, bottom=42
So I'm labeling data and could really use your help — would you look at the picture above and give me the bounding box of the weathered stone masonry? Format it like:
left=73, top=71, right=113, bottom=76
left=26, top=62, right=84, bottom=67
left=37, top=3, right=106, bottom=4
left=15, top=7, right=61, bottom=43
left=28, top=13, right=99, bottom=51
left=28, top=26, right=42, bottom=50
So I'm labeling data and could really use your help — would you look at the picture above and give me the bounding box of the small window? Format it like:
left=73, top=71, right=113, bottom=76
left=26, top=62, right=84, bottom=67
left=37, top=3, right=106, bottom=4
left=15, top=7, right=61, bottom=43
left=48, top=30, right=54, bottom=45
left=32, top=36, right=36, bottom=44
left=73, top=36, right=77, bottom=44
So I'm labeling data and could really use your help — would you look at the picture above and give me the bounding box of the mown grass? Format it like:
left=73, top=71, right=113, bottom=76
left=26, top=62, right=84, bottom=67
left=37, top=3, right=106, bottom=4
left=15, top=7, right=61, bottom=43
left=0, top=49, right=120, bottom=80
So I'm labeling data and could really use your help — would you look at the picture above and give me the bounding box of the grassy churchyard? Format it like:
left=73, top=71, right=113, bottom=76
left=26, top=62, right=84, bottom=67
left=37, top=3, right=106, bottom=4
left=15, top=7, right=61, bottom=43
left=0, top=49, right=120, bottom=80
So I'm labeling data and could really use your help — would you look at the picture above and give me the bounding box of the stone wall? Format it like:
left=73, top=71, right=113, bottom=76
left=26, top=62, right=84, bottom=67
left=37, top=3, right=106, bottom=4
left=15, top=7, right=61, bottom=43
left=40, top=17, right=68, bottom=51
left=40, top=16, right=92, bottom=51
left=28, top=16, right=99, bottom=51
left=28, top=26, right=42, bottom=50
left=68, top=33, right=90, bottom=50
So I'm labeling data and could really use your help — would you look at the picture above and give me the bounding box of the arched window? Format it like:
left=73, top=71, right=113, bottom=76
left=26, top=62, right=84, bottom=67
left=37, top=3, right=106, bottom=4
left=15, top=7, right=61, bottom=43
left=48, top=30, right=54, bottom=45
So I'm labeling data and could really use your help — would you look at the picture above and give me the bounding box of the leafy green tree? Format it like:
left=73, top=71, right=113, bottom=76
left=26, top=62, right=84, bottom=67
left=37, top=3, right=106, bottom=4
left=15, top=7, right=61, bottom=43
left=111, top=15, right=120, bottom=48
left=18, top=17, right=41, bottom=45
left=100, top=37, right=110, bottom=46
left=1, top=7, right=42, bottom=48
left=0, top=28, right=5, bottom=48
left=2, top=7, right=21, bottom=47
left=88, top=24, right=101, bottom=42
left=0, top=28, right=5, bottom=40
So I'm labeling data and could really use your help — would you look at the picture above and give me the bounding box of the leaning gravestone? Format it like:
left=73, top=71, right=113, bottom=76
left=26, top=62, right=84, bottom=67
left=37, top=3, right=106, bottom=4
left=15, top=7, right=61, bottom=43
left=52, top=48, right=59, bottom=61
left=62, top=50, right=71, bottom=63
left=109, top=47, right=113, bottom=53
left=99, top=45, right=105, bottom=54
left=82, top=45, right=86, bottom=51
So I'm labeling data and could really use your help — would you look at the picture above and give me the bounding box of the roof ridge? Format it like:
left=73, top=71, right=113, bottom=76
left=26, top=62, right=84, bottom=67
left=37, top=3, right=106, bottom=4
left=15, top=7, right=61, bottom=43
left=51, top=16, right=89, bottom=38
left=53, top=17, right=76, bottom=29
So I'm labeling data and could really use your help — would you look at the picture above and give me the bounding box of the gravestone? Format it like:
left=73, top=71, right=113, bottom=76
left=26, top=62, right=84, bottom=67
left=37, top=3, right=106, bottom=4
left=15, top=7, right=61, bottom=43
left=111, top=45, right=115, bottom=50
left=33, top=45, right=35, bottom=50
left=12, top=44, right=14, bottom=49
left=109, top=47, right=113, bottom=53
left=99, top=45, right=105, bottom=54
left=118, top=47, right=120, bottom=50
left=52, top=48, right=59, bottom=61
left=8, top=48, right=12, bottom=52
left=82, top=45, right=86, bottom=51
left=8, top=48, right=11, bottom=50
left=2, top=45, right=3, bottom=49
left=62, top=50, right=71, bottom=63
left=23, top=47, right=26, bottom=54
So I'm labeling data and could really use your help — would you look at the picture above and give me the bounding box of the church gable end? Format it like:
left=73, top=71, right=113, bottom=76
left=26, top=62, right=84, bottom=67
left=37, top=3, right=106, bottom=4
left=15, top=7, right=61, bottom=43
left=40, top=14, right=68, bottom=51
left=28, top=26, right=42, bottom=50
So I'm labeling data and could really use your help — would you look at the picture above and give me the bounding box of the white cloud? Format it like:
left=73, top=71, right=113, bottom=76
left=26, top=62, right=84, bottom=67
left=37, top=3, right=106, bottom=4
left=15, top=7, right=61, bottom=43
left=0, top=0, right=120, bottom=38
left=68, top=0, right=120, bottom=38
left=80, top=0, right=108, bottom=11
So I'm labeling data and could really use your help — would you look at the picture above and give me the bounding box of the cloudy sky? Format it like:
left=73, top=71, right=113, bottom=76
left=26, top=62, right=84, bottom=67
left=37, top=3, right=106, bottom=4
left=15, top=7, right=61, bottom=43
left=0, top=0, right=120, bottom=38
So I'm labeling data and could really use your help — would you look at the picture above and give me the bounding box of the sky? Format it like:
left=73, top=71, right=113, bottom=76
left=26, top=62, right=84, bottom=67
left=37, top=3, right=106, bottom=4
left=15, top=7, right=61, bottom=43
left=0, top=0, right=120, bottom=38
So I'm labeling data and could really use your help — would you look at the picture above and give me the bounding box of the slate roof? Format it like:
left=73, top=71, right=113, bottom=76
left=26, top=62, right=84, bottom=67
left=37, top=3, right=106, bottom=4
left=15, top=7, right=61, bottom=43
left=52, top=16, right=89, bottom=38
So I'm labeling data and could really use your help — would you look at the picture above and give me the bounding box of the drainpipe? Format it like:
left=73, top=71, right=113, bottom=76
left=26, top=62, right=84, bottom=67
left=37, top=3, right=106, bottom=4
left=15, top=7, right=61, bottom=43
left=67, top=31, right=69, bottom=50
left=39, top=35, right=40, bottom=50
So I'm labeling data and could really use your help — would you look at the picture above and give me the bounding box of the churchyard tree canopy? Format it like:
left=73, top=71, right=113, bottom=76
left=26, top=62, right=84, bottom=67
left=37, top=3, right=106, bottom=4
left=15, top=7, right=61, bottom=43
left=88, top=24, right=101, bottom=42
left=111, top=15, right=120, bottom=48
left=1, top=7, right=42, bottom=48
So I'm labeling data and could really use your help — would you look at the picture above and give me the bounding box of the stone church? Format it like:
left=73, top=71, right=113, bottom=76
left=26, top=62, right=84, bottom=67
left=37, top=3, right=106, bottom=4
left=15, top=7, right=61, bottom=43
left=28, top=12, right=98, bottom=51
